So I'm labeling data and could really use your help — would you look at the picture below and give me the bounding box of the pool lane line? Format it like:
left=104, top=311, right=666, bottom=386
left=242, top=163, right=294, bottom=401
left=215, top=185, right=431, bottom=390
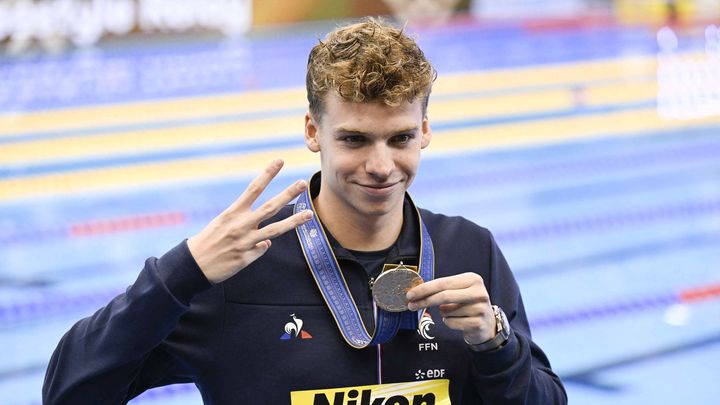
left=417, top=136, right=720, bottom=192
left=530, top=283, right=720, bottom=330
left=0, top=107, right=305, bottom=146
left=0, top=287, right=120, bottom=328
left=0, top=137, right=306, bottom=179
left=494, top=198, right=720, bottom=245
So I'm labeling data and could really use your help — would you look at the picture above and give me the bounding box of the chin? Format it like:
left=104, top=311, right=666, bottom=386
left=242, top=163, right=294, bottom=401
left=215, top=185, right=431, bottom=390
left=354, top=198, right=402, bottom=218
left=358, top=207, right=392, bottom=218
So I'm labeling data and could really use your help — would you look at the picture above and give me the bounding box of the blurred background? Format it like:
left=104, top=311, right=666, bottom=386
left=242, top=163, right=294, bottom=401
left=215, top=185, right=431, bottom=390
left=2, top=0, right=720, bottom=404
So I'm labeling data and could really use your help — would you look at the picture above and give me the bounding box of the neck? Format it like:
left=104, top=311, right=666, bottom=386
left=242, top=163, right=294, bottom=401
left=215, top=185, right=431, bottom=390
left=314, top=191, right=404, bottom=252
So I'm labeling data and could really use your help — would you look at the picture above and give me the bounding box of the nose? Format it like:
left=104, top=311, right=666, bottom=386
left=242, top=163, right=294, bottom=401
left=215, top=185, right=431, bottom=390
left=365, top=143, right=394, bottom=180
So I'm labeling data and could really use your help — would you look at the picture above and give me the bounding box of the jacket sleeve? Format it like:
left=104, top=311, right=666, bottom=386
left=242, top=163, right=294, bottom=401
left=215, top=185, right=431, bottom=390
left=466, top=233, right=568, bottom=404
left=42, top=240, right=216, bottom=404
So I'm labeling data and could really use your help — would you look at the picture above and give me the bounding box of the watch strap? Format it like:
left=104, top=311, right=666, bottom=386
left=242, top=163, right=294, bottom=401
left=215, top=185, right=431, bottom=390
left=465, top=305, right=510, bottom=352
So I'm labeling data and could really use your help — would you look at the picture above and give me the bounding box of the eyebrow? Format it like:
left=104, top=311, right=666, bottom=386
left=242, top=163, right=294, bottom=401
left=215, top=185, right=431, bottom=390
left=334, top=126, right=419, bottom=136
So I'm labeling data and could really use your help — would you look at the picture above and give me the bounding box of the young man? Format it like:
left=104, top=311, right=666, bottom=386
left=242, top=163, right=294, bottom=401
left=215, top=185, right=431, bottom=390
left=44, top=18, right=566, bottom=404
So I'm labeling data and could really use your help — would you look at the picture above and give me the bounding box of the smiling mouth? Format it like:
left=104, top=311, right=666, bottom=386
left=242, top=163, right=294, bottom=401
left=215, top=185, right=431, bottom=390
left=361, top=183, right=396, bottom=189
left=356, top=182, right=400, bottom=196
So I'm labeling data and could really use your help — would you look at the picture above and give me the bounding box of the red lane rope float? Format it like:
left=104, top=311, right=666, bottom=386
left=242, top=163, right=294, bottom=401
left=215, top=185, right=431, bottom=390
left=69, top=211, right=187, bottom=237
left=680, top=283, right=720, bottom=303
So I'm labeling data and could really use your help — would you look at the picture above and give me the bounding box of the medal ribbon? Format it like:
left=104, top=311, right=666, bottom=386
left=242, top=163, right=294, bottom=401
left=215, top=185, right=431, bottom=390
left=294, top=179, right=434, bottom=349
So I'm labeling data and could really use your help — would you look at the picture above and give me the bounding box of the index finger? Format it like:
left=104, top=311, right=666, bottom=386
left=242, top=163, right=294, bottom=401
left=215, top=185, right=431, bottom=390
left=406, top=273, right=483, bottom=301
left=227, top=159, right=284, bottom=213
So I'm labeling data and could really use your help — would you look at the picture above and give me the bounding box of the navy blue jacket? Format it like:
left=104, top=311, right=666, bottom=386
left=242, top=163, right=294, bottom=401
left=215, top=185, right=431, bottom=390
left=43, top=194, right=567, bottom=404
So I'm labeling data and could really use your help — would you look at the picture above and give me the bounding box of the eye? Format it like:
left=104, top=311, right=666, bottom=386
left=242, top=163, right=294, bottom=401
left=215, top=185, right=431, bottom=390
left=342, top=135, right=366, bottom=145
left=391, top=134, right=414, bottom=144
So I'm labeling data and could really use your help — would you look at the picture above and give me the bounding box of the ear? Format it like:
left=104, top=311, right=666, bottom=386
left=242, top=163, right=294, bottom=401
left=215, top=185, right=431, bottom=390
left=304, top=113, right=321, bottom=153
left=420, top=116, right=432, bottom=149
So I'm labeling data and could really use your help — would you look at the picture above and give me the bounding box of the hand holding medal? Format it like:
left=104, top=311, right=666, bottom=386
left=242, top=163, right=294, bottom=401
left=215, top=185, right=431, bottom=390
left=405, top=272, right=498, bottom=345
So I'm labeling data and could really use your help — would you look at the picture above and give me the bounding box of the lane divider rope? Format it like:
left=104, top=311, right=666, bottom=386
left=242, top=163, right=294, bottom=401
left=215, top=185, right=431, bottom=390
left=531, top=283, right=720, bottom=330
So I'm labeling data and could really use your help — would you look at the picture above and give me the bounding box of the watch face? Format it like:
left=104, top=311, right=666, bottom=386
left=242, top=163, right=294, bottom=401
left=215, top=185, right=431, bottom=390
left=493, top=305, right=511, bottom=338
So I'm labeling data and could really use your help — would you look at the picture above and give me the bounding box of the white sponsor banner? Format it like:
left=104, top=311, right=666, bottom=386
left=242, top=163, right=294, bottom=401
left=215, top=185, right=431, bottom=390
left=471, top=0, right=588, bottom=18
left=0, top=0, right=252, bottom=52
left=657, top=25, right=720, bottom=119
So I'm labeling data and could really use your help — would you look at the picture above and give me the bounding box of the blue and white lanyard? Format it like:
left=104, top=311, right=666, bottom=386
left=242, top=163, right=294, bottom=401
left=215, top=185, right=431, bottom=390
left=294, top=180, right=434, bottom=349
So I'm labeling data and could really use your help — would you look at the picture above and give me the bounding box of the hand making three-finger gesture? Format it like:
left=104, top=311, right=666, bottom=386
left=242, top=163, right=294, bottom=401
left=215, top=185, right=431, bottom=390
left=187, top=159, right=313, bottom=284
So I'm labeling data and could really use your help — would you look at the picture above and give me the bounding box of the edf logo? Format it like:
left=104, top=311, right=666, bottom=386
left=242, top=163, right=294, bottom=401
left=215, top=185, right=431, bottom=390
left=415, top=369, right=445, bottom=380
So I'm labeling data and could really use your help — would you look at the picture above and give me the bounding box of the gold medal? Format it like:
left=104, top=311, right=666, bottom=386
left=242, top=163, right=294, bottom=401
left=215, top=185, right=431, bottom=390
left=371, top=263, right=423, bottom=312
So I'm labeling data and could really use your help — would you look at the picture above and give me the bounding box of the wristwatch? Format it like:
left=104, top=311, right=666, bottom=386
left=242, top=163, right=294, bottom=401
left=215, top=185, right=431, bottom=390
left=465, top=305, right=511, bottom=352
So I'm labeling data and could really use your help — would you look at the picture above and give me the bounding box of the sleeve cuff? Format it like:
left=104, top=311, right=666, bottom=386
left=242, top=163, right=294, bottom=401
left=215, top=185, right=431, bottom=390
left=468, top=332, right=521, bottom=375
left=155, top=239, right=213, bottom=306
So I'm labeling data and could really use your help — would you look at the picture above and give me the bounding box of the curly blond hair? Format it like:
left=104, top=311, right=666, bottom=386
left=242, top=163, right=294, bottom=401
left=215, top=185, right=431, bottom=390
left=306, top=17, right=436, bottom=121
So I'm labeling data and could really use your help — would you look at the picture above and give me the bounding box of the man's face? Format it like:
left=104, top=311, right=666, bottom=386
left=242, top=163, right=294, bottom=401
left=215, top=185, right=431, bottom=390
left=304, top=92, right=432, bottom=219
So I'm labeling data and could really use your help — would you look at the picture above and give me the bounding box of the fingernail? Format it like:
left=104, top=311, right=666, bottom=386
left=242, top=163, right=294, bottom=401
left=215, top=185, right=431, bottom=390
left=406, top=292, right=414, bottom=300
left=407, top=302, right=417, bottom=311
left=296, top=180, right=307, bottom=190
left=273, top=158, right=283, bottom=167
left=303, top=210, right=314, bottom=220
